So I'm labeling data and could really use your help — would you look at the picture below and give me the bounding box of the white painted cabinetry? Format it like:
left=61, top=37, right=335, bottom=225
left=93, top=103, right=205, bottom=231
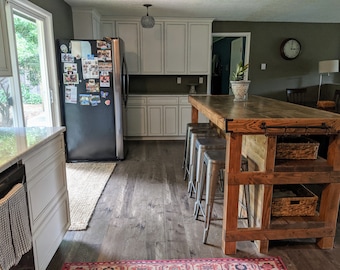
left=22, top=133, right=69, bottom=270
left=125, top=95, right=207, bottom=138
left=0, top=0, right=12, bottom=76
left=115, top=21, right=140, bottom=74
left=125, top=96, right=147, bottom=136
left=188, top=23, right=211, bottom=74
left=72, top=8, right=101, bottom=39
left=140, top=22, right=164, bottom=74
left=147, top=97, right=178, bottom=136
left=164, top=22, right=187, bottom=74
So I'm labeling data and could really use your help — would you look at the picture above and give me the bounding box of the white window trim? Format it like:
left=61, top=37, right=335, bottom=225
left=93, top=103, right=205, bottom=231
left=6, top=0, right=61, bottom=126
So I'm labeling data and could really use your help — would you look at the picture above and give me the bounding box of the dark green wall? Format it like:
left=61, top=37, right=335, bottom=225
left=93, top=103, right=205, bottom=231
left=213, top=21, right=340, bottom=101
left=29, top=0, right=73, bottom=39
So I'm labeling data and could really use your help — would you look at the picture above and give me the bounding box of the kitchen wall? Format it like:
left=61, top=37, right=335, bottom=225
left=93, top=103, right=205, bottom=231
left=213, top=21, right=340, bottom=101
left=29, top=0, right=73, bottom=39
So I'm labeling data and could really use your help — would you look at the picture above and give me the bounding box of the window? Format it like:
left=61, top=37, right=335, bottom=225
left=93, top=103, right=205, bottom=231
left=0, top=0, right=60, bottom=127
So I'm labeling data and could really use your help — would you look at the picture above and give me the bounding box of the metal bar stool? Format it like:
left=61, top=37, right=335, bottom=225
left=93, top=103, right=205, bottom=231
left=184, top=127, right=217, bottom=182
left=189, top=137, right=226, bottom=199
left=195, top=150, right=250, bottom=244
left=182, top=123, right=211, bottom=172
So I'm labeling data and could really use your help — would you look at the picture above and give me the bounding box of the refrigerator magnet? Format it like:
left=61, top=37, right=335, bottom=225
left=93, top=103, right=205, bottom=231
left=105, top=100, right=111, bottom=106
left=79, top=94, right=91, bottom=105
left=61, top=53, right=74, bottom=63
left=65, top=86, right=77, bottom=104
left=63, top=73, right=79, bottom=84
left=100, top=75, right=110, bottom=87
left=60, top=44, right=68, bottom=53
left=101, top=91, right=109, bottom=99
left=90, top=95, right=101, bottom=106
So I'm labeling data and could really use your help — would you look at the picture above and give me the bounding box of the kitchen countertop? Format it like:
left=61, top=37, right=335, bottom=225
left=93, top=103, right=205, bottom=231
left=0, top=126, right=66, bottom=172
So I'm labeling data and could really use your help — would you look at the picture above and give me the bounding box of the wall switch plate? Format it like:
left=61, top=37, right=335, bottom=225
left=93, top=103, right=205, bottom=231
left=261, top=63, right=267, bottom=70
left=199, top=77, right=204, bottom=84
left=177, top=77, right=181, bottom=84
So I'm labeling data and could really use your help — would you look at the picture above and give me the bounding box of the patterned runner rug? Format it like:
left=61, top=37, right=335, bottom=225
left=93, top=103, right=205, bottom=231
left=62, top=257, right=287, bottom=270
left=66, top=162, right=116, bottom=230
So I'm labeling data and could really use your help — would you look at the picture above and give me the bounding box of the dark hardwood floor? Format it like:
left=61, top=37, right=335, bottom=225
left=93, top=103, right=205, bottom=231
left=47, top=140, right=340, bottom=270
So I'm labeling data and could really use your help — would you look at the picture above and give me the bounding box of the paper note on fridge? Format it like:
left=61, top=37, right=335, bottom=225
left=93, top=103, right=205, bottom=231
left=71, top=41, right=91, bottom=59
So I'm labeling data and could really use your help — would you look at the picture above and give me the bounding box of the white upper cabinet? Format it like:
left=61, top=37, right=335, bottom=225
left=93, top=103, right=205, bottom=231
left=0, top=0, right=12, bottom=76
left=164, top=22, right=187, bottom=74
left=72, top=8, right=101, bottom=39
left=140, top=22, right=164, bottom=74
left=116, top=21, right=140, bottom=74
left=188, top=23, right=211, bottom=74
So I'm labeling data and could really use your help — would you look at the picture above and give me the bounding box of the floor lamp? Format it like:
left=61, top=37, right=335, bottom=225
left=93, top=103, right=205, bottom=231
left=318, top=60, right=339, bottom=102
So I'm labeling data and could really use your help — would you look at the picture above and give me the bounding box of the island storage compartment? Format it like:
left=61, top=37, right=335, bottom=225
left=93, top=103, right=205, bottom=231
left=272, top=184, right=318, bottom=217
left=276, top=136, right=319, bottom=160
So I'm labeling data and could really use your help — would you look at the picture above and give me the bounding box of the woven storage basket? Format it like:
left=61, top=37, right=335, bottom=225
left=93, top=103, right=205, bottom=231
left=272, top=184, right=318, bottom=217
left=276, top=136, right=319, bottom=160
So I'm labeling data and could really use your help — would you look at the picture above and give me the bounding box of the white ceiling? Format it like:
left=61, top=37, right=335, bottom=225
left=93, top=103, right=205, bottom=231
left=64, top=0, right=340, bottom=23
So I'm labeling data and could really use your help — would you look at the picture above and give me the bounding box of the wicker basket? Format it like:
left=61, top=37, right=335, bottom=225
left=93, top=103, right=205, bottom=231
left=276, top=136, right=319, bottom=160
left=272, top=184, right=318, bottom=217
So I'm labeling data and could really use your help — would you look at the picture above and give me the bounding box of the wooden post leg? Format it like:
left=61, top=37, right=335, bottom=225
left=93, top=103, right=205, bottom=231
left=316, top=183, right=340, bottom=249
left=222, top=133, right=241, bottom=254
left=191, top=106, right=198, bottom=123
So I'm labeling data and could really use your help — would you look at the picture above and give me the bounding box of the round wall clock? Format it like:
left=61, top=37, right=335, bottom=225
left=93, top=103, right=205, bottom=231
left=280, top=38, right=301, bottom=60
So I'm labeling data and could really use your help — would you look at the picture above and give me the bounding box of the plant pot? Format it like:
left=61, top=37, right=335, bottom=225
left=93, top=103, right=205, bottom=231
left=230, top=80, right=251, bottom=101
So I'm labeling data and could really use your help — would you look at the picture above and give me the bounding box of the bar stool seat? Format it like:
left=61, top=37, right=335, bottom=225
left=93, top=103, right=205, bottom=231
left=188, top=137, right=226, bottom=198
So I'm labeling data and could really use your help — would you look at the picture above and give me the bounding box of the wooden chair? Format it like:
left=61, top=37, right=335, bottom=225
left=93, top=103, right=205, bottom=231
left=286, top=88, right=307, bottom=105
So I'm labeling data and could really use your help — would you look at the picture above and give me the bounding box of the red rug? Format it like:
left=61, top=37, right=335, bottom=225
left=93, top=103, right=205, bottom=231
left=62, top=257, right=287, bottom=270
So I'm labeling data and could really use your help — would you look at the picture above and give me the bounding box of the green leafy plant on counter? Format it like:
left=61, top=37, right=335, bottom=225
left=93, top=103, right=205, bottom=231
left=231, top=61, right=249, bottom=81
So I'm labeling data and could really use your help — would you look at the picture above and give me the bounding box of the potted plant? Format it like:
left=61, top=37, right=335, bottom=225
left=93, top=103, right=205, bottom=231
left=230, top=61, right=250, bottom=101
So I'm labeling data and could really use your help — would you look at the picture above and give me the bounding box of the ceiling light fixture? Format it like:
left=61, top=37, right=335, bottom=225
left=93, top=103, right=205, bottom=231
left=141, top=4, right=155, bottom=28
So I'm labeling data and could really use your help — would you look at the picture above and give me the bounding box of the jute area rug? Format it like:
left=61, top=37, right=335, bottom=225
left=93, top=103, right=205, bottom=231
left=62, top=257, right=287, bottom=270
left=66, top=162, right=116, bottom=231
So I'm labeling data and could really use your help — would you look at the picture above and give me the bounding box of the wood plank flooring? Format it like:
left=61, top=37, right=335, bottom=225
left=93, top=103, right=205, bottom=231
left=47, top=140, right=340, bottom=270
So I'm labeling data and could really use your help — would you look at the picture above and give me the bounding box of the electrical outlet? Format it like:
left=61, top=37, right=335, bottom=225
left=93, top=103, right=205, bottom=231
left=199, top=77, right=204, bottom=84
left=177, top=77, right=181, bottom=84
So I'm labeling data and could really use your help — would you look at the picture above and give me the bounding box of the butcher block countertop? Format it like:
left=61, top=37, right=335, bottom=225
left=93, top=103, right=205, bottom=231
left=0, top=126, right=66, bottom=172
left=189, top=95, right=340, bottom=134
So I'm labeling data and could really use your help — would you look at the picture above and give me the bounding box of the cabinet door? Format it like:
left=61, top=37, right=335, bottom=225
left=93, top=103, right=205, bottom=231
left=164, top=105, right=178, bottom=135
left=148, top=106, right=162, bottom=136
left=179, top=105, right=191, bottom=136
left=116, top=21, right=140, bottom=74
left=188, top=23, right=211, bottom=74
left=126, top=106, right=147, bottom=136
left=164, top=22, right=187, bottom=74
left=140, top=22, right=163, bottom=74
left=0, top=0, right=12, bottom=76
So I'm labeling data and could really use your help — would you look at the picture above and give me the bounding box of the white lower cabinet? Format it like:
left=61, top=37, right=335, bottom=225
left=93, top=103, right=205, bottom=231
left=125, top=96, right=147, bottom=136
left=22, top=133, right=70, bottom=270
left=126, top=95, right=207, bottom=138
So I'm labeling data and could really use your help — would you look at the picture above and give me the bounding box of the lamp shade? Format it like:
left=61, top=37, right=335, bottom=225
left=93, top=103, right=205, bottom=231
left=319, top=60, right=339, bottom=74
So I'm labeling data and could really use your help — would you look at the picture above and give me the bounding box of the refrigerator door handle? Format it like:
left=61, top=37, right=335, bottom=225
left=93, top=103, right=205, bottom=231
left=122, top=57, right=129, bottom=108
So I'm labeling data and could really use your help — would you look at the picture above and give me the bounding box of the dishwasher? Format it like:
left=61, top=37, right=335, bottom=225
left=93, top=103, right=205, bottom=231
left=0, top=162, right=35, bottom=270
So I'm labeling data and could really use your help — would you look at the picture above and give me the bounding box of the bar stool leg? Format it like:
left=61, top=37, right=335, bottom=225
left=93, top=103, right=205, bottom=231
left=203, top=161, right=220, bottom=243
left=193, top=154, right=207, bottom=219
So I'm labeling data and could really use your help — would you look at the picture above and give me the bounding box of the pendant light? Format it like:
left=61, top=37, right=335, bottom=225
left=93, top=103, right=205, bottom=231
left=141, top=4, right=155, bottom=28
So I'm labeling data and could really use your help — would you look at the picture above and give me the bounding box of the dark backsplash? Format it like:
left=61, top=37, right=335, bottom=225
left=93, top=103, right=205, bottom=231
left=129, top=75, right=207, bottom=95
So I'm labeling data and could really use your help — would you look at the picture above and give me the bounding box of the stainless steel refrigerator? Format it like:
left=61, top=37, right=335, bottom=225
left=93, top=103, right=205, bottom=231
left=56, top=38, right=128, bottom=162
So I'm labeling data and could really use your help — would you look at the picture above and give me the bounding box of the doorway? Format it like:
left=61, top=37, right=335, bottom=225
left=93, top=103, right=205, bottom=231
left=211, top=32, right=251, bottom=95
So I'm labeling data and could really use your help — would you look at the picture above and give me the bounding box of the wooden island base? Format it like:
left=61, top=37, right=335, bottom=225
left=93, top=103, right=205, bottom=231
left=189, top=95, right=340, bottom=255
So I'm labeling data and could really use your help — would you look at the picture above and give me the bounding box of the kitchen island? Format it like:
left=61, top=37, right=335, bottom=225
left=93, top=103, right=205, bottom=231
left=189, top=95, right=340, bottom=255
left=0, top=127, right=70, bottom=270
